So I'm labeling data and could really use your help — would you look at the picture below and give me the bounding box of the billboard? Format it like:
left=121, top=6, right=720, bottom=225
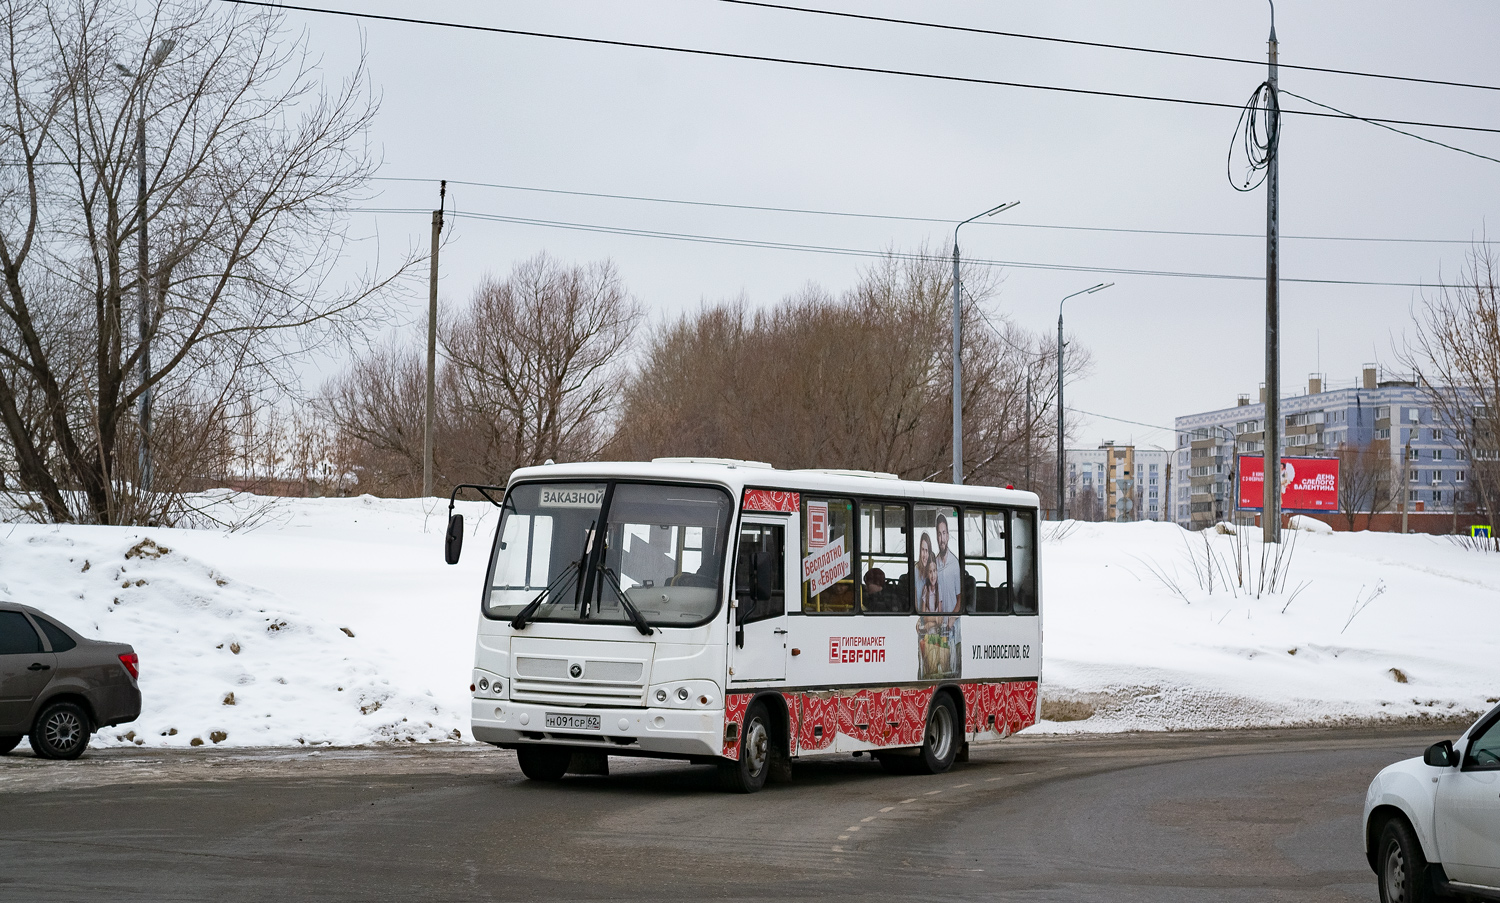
left=1237, top=455, right=1339, bottom=513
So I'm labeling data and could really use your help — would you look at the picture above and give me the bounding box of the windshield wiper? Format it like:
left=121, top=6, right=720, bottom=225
left=511, top=556, right=584, bottom=630
left=597, top=566, right=655, bottom=636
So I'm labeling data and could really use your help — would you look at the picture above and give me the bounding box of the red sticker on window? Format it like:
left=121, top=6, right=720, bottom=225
left=743, top=489, right=799, bottom=513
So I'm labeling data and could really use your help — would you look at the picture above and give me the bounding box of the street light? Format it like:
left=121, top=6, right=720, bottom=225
left=115, top=38, right=174, bottom=494
left=951, top=200, right=1019, bottom=485
left=1056, top=282, right=1113, bottom=519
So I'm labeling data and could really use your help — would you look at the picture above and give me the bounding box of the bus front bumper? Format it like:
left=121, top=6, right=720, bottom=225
left=470, top=700, right=724, bottom=758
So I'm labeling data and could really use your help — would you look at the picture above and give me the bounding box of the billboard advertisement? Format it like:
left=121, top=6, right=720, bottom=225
left=1237, top=455, right=1339, bottom=513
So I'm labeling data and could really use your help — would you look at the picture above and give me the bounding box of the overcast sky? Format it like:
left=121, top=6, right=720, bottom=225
left=279, top=0, right=1500, bottom=455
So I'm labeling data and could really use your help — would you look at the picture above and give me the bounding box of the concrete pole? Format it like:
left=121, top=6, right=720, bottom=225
left=423, top=181, right=445, bottom=499
left=1262, top=8, right=1282, bottom=543
left=1056, top=311, right=1065, bottom=518
left=136, top=101, right=153, bottom=493
left=951, top=242, right=963, bottom=485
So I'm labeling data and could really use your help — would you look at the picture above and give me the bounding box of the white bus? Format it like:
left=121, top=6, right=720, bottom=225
left=447, top=458, right=1041, bottom=793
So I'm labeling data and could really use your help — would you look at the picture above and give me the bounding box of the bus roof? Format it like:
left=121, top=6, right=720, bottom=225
left=506, top=459, right=1041, bottom=509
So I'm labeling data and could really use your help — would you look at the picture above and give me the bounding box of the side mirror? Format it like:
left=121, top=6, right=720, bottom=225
left=1423, top=740, right=1456, bottom=767
left=444, top=513, right=464, bottom=565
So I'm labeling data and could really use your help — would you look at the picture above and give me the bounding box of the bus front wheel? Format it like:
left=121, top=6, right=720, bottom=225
left=718, top=702, right=772, bottom=793
left=516, top=745, right=571, bottom=782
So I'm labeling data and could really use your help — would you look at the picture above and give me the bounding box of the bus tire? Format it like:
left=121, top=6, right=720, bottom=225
left=914, top=694, right=959, bottom=775
left=717, top=702, right=772, bottom=793
left=516, top=745, right=571, bottom=782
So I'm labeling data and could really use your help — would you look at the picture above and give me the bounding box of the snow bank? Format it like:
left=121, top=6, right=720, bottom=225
left=1038, top=519, right=1500, bottom=732
left=0, top=493, right=495, bottom=748
left=1, top=496, right=1497, bottom=746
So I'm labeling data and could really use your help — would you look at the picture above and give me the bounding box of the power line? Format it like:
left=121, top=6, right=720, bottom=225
left=371, top=176, right=1496, bottom=246
left=351, top=204, right=1482, bottom=289
left=717, top=0, right=1500, bottom=94
left=219, top=1, right=1500, bottom=136
left=1068, top=407, right=1182, bottom=434
left=1283, top=88, right=1500, bottom=166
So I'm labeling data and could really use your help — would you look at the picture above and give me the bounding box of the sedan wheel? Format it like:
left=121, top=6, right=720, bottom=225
left=29, top=701, right=92, bottom=760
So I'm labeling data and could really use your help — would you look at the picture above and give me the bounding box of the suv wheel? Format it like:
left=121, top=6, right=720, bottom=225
left=1377, top=817, right=1434, bottom=903
left=29, top=701, right=92, bottom=760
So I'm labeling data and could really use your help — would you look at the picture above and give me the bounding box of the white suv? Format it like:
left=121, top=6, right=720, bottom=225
left=1364, top=703, right=1500, bottom=903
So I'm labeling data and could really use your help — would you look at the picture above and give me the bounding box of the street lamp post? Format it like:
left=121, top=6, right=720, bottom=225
left=1056, top=282, right=1113, bottom=519
left=116, top=39, right=174, bottom=494
left=951, top=200, right=1019, bottom=485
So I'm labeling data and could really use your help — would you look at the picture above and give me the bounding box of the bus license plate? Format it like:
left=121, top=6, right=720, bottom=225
left=545, top=712, right=600, bottom=731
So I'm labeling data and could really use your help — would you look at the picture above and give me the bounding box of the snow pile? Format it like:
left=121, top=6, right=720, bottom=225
left=0, top=494, right=495, bottom=748
left=1, top=495, right=1497, bottom=746
left=1038, top=519, right=1500, bottom=732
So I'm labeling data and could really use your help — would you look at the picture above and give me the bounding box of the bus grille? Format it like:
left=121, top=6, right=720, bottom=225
left=511, top=655, right=647, bottom=708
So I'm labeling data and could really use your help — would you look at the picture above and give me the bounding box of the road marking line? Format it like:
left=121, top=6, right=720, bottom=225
left=900, top=798, right=916, bottom=803
left=924, top=790, right=943, bottom=795
left=832, top=845, right=844, bottom=851
left=837, top=835, right=849, bottom=841
left=954, top=783, right=971, bottom=788
left=847, top=826, right=861, bottom=832
left=861, top=816, right=877, bottom=822
left=879, top=806, right=895, bottom=812
left=984, top=776, right=1006, bottom=782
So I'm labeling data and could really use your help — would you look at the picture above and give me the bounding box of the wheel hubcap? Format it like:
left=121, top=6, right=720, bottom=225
left=45, top=711, right=83, bottom=750
left=745, top=719, right=769, bottom=776
left=1384, top=844, right=1407, bottom=902
left=927, top=705, right=953, bottom=760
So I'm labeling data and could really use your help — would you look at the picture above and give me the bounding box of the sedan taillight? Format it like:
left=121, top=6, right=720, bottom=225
left=119, top=653, right=139, bottom=680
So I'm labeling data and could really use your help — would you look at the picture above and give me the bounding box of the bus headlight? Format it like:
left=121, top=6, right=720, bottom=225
left=655, top=689, right=668, bottom=703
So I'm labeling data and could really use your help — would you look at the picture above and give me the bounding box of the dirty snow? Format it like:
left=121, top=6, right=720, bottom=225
left=1, top=495, right=1497, bottom=746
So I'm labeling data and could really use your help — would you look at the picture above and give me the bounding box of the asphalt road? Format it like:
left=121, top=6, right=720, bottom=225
left=0, top=725, right=1460, bottom=902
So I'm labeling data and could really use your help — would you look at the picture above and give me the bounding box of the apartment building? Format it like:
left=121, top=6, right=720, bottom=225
left=1172, top=365, right=1479, bottom=532
left=1066, top=441, right=1171, bottom=522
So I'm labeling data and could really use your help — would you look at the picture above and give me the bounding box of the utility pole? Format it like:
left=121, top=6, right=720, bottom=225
left=951, top=242, right=962, bottom=485
left=134, top=96, right=152, bottom=493
left=1056, top=313, right=1065, bottom=517
left=1056, top=282, right=1112, bottom=519
left=116, top=40, right=174, bottom=494
left=951, top=201, right=1019, bottom=485
left=1262, top=4, right=1283, bottom=543
left=1024, top=368, right=1032, bottom=496
left=423, top=180, right=445, bottom=499
left=1400, top=435, right=1411, bottom=533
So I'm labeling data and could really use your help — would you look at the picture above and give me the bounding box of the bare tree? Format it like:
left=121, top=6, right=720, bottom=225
left=442, top=253, right=643, bottom=483
left=323, top=253, right=643, bottom=496
left=1401, top=244, right=1500, bottom=540
left=0, top=0, right=412, bottom=524
left=1336, top=441, right=1393, bottom=530
left=607, top=247, right=1090, bottom=485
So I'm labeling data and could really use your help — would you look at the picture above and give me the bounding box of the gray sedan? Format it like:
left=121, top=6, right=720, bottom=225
left=0, top=601, right=141, bottom=759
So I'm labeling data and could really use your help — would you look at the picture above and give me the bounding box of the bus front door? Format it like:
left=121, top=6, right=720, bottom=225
left=730, top=519, right=788, bottom=683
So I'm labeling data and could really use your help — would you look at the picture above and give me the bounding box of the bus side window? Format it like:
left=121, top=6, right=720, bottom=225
left=963, top=509, right=1009, bottom=614
left=735, top=524, right=785, bottom=623
left=859, top=502, right=911, bottom=614
left=802, top=497, right=856, bottom=613
left=1009, top=509, right=1038, bottom=615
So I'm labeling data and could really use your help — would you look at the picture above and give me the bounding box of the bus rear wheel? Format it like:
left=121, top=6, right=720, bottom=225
left=915, top=695, right=959, bottom=774
left=516, top=745, right=571, bottom=782
left=717, top=702, right=772, bottom=793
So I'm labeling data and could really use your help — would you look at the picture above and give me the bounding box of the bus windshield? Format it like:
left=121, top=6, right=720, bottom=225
left=485, top=481, right=733, bottom=627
